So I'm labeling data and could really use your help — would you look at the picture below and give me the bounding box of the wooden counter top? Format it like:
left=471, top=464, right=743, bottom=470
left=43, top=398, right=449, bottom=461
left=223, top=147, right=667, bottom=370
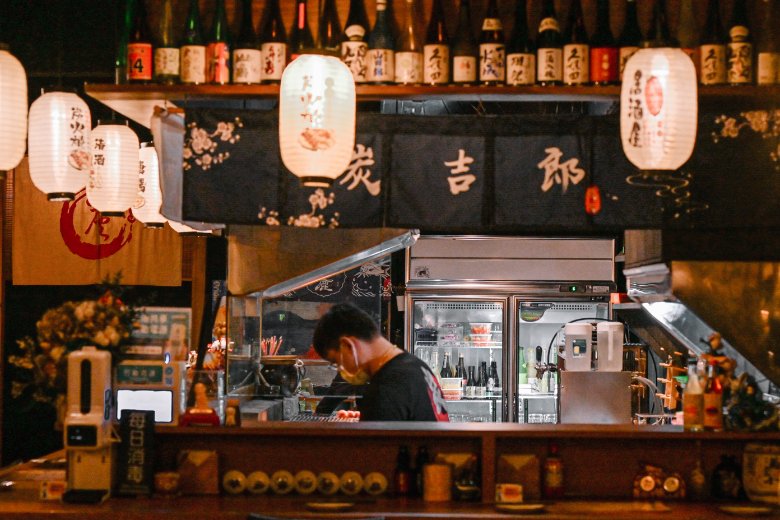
left=0, top=491, right=776, bottom=520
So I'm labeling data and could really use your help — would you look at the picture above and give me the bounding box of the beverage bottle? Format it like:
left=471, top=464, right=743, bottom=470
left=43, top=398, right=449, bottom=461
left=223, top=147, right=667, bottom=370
left=476, top=361, right=487, bottom=398
left=423, top=0, right=450, bottom=85
left=703, top=359, right=724, bottom=431
left=699, top=0, right=727, bottom=85
left=517, top=346, right=528, bottom=384
left=430, top=349, right=441, bottom=383
left=642, top=0, right=675, bottom=48
left=451, top=0, right=478, bottom=85
left=486, top=352, right=496, bottom=394
left=727, top=0, right=753, bottom=85
left=505, top=0, right=535, bottom=86
left=536, top=0, right=563, bottom=85
left=490, top=360, right=500, bottom=391
left=395, top=0, right=423, bottom=84
left=154, top=0, right=179, bottom=84
left=127, top=0, right=153, bottom=83
left=456, top=353, right=467, bottom=387
left=341, top=0, right=370, bottom=83
left=563, top=0, right=589, bottom=86
left=207, top=0, right=231, bottom=84
left=676, top=0, right=699, bottom=70
left=289, top=0, right=315, bottom=60
left=683, top=359, right=704, bottom=432
left=414, top=445, right=429, bottom=496
left=116, top=0, right=133, bottom=84
left=394, top=445, right=412, bottom=496
left=440, top=352, right=452, bottom=379
left=367, top=0, right=395, bottom=84
left=479, top=0, right=505, bottom=85
left=180, top=0, right=207, bottom=85
left=258, top=0, right=288, bottom=83
left=617, top=0, right=641, bottom=81
left=233, top=0, right=262, bottom=84
left=590, top=0, right=618, bottom=85
left=756, top=0, right=779, bottom=85
left=543, top=442, right=564, bottom=498
left=318, top=0, right=343, bottom=56
left=466, top=365, right=476, bottom=398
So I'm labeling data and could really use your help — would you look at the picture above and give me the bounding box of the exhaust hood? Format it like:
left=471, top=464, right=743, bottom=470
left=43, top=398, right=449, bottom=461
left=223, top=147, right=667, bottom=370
left=624, top=261, right=780, bottom=393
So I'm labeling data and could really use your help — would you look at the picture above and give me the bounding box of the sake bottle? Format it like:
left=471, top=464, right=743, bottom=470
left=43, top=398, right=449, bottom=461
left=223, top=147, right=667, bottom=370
left=127, top=0, right=153, bottom=83
left=756, top=0, right=779, bottom=85
left=180, top=0, right=207, bottom=84
left=451, top=0, right=478, bottom=85
left=589, top=0, right=618, bottom=85
left=642, top=0, right=675, bottom=48
left=699, top=0, right=727, bottom=85
left=727, top=0, right=753, bottom=85
left=233, top=0, right=262, bottom=84
left=318, top=0, right=343, bottom=56
left=395, top=0, right=423, bottom=85
left=367, top=0, right=395, bottom=84
left=536, top=0, right=562, bottom=85
left=154, top=0, right=179, bottom=84
left=563, top=0, right=589, bottom=86
left=676, top=0, right=699, bottom=66
left=479, top=0, right=505, bottom=85
left=289, top=0, right=315, bottom=60
left=116, top=0, right=133, bottom=84
left=423, top=0, right=450, bottom=85
left=617, top=0, right=641, bottom=80
left=258, top=0, right=288, bottom=83
left=341, top=0, right=370, bottom=83
left=505, top=0, right=535, bottom=86
left=207, top=0, right=231, bottom=84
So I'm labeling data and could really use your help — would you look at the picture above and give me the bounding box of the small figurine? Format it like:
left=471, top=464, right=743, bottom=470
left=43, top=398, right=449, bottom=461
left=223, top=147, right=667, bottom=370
left=179, top=382, right=221, bottom=427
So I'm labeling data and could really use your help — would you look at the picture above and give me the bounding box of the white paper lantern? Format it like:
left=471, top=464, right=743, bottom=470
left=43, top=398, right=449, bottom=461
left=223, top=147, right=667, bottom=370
left=620, top=48, right=698, bottom=170
left=279, top=54, right=356, bottom=187
left=87, top=122, right=139, bottom=216
left=28, top=91, right=91, bottom=200
left=132, top=142, right=167, bottom=227
left=0, top=44, right=27, bottom=172
left=167, top=220, right=212, bottom=235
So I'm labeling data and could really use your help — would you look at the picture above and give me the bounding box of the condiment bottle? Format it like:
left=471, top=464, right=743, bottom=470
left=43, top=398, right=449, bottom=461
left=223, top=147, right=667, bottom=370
left=543, top=442, right=564, bottom=498
left=683, top=358, right=704, bottom=432
left=394, top=445, right=412, bottom=496
left=703, top=359, right=723, bottom=431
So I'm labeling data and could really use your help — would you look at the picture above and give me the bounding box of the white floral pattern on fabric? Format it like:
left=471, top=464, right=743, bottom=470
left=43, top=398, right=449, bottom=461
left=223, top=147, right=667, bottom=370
left=287, top=189, right=340, bottom=228
left=713, top=110, right=780, bottom=171
left=183, top=117, right=244, bottom=171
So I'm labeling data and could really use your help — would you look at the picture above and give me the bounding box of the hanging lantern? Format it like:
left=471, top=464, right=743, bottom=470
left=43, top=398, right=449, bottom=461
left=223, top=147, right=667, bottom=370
left=28, top=90, right=91, bottom=201
left=133, top=142, right=167, bottom=227
left=87, top=121, right=139, bottom=216
left=279, top=54, right=356, bottom=188
left=584, top=185, right=602, bottom=216
left=0, top=43, right=28, bottom=173
left=620, top=48, right=697, bottom=170
left=167, top=220, right=212, bottom=236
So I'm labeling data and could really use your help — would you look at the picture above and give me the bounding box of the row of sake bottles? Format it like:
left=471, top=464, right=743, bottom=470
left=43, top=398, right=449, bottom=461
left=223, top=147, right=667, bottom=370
left=120, top=0, right=780, bottom=87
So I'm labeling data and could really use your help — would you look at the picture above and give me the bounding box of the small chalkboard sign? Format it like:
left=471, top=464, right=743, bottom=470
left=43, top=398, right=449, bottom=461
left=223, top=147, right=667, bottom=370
left=115, top=409, right=155, bottom=496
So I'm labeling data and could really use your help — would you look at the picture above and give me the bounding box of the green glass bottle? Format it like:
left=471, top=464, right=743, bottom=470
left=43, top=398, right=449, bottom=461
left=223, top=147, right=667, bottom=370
left=154, top=0, right=179, bottom=84
left=180, top=0, right=207, bottom=84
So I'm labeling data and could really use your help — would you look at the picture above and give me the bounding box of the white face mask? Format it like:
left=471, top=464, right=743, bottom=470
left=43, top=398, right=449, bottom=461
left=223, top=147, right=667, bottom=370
left=338, top=343, right=370, bottom=386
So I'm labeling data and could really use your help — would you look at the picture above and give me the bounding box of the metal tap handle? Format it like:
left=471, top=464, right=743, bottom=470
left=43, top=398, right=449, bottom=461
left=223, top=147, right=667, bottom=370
left=535, top=346, right=543, bottom=364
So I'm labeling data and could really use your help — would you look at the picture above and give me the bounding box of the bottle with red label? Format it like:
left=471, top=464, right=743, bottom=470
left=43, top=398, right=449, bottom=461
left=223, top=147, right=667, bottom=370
left=703, top=359, right=724, bottom=431
left=543, top=442, right=564, bottom=498
left=127, top=0, right=153, bottom=83
left=589, top=0, right=618, bottom=85
left=394, top=445, right=412, bottom=496
left=207, top=0, right=231, bottom=84
left=289, top=0, right=315, bottom=61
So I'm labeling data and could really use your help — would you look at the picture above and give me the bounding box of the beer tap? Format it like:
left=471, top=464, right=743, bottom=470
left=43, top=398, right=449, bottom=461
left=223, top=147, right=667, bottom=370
left=534, top=345, right=557, bottom=393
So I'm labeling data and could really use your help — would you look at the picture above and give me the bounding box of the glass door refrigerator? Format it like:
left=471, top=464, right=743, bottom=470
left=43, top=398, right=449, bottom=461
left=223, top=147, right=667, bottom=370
left=404, top=236, right=615, bottom=423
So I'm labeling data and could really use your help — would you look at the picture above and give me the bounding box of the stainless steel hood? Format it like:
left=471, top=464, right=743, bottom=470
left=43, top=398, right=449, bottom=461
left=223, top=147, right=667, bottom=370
left=624, top=261, right=780, bottom=392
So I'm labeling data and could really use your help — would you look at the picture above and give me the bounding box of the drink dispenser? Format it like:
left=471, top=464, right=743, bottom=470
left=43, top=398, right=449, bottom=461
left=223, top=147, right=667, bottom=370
left=596, top=322, right=624, bottom=372
left=563, top=323, right=592, bottom=371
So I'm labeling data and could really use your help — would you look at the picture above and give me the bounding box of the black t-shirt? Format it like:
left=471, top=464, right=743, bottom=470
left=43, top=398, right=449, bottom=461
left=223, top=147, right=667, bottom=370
left=358, top=352, right=450, bottom=422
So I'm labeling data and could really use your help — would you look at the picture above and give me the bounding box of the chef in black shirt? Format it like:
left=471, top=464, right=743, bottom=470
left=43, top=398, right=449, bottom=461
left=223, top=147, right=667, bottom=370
left=312, top=303, right=449, bottom=422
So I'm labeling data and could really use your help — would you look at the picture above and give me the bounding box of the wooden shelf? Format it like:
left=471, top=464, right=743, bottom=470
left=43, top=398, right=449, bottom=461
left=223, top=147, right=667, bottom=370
left=83, top=82, right=780, bottom=128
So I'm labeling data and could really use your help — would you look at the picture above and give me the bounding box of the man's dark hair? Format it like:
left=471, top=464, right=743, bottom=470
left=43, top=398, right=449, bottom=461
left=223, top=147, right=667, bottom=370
left=312, top=303, right=379, bottom=359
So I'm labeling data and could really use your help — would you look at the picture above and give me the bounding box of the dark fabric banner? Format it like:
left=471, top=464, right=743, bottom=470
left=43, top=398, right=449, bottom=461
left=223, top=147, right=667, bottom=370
left=181, top=107, right=780, bottom=231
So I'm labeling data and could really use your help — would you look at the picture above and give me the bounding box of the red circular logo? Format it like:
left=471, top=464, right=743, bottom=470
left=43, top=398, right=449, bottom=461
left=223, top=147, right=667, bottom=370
left=60, top=189, right=135, bottom=260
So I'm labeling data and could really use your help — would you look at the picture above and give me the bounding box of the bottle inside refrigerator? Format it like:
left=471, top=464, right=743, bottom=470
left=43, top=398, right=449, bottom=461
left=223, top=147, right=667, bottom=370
left=411, top=299, right=505, bottom=423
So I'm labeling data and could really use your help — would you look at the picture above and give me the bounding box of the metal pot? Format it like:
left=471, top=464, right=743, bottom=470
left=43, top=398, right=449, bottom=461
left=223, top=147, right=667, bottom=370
left=259, top=356, right=305, bottom=397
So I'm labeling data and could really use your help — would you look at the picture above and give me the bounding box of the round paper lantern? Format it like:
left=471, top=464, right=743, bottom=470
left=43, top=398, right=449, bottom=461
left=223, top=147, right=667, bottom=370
left=167, top=220, right=212, bottom=236
left=620, top=48, right=697, bottom=171
left=28, top=90, right=91, bottom=201
left=132, top=142, right=166, bottom=228
left=279, top=54, right=356, bottom=188
left=0, top=44, right=28, bottom=172
left=87, top=121, right=139, bottom=216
